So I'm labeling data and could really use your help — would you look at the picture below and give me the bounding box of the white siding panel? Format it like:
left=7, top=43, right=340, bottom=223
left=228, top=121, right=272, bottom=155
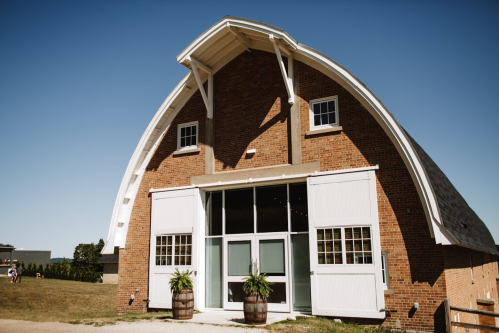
left=313, top=180, right=371, bottom=221
left=316, top=273, right=377, bottom=311
left=153, top=196, right=195, bottom=230
left=150, top=273, right=173, bottom=308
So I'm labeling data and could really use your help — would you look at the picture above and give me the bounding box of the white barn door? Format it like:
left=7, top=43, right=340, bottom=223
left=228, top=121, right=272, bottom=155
left=149, top=188, right=199, bottom=309
left=307, top=171, right=385, bottom=319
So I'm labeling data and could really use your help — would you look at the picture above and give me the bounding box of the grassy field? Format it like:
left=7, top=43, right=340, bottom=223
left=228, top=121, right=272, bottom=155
left=0, top=276, right=169, bottom=324
left=0, top=276, right=394, bottom=332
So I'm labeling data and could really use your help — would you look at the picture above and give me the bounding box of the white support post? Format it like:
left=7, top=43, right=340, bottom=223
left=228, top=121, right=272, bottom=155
left=189, top=57, right=214, bottom=119
left=270, top=35, right=294, bottom=105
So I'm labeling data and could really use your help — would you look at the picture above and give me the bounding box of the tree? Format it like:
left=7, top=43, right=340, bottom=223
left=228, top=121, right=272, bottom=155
left=71, top=239, right=104, bottom=272
left=0, top=243, right=14, bottom=247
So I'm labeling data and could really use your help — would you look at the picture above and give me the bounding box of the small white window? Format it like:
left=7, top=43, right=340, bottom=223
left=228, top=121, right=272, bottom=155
left=177, top=122, right=198, bottom=151
left=381, top=252, right=389, bottom=289
left=309, top=96, right=339, bottom=130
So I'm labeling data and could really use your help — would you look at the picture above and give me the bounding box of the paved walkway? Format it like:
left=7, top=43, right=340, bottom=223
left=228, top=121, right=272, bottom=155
left=0, top=311, right=296, bottom=332
left=0, top=318, right=267, bottom=333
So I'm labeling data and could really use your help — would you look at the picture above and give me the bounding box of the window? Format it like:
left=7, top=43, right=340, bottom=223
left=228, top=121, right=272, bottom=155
left=381, top=252, right=389, bottom=289
left=177, top=122, right=198, bottom=151
left=309, top=96, right=339, bottom=130
left=316, top=227, right=373, bottom=265
left=155, top=234, right=192, bottom=266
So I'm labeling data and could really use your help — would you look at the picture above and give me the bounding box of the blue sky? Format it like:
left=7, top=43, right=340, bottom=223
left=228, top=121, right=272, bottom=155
left=0, top=0, right=498, bottom=258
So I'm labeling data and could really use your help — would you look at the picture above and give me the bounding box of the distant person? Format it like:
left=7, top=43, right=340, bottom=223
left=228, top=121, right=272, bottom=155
left=16, top=264, right=23, bottom=283
left=9, top=266, right=16, bottom=283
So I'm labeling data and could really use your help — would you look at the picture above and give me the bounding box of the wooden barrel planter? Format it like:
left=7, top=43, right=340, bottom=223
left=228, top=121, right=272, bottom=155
left=244, top=293, right=267, bottom=325
left=172, top=289, right=194, bottom=320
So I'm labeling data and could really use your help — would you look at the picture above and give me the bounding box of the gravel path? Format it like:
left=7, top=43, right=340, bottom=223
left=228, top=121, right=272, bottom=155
left=0, top=319, right=267, bottom=333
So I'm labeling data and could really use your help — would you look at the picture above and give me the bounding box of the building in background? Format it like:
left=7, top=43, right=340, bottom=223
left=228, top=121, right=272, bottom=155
left=0, top=248, right=51, bottom=274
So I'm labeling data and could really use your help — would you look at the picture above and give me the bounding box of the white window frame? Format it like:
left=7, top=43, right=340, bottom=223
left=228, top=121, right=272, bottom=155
left=155, top=234, right=192, bottom=266
left=381, top=252, right=389, bottom=290
left=309, top=96, right=339, bottom=131
left=316, top=226, right=373, bottom=265
left=177, top=121, right=198, bottom=151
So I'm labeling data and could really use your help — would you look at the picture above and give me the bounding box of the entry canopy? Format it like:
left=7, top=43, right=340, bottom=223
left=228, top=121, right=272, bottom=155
left=103, top=16, right=497, bottom=256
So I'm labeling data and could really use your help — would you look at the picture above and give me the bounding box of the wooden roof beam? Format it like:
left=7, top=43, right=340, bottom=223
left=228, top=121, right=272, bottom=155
left=269, top=34, right=294, bottom=105
left=188, top=57, right=214, bottom=119
left=228, top=25, right=251, bottom=52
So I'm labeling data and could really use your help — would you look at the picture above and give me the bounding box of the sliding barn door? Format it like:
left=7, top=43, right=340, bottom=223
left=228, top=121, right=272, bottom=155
left=149, top=188, right=199, bottom=309
left=307, top=171, right=385, bottom=319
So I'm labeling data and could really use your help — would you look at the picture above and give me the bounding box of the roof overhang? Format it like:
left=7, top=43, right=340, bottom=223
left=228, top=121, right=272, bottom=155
left=103, top=16, right=454, bottom=254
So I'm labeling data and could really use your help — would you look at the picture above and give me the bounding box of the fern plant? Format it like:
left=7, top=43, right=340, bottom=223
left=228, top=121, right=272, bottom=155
left=242, top=270, right=273, bottom=299
left=169, top=268, right=194, bottom=293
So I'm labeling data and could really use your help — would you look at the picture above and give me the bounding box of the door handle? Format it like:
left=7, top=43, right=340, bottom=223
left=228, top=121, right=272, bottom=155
left=310, top=271, right=314, bottom=275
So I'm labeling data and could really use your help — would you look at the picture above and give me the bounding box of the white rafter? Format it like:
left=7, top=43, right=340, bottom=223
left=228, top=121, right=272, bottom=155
left=269, top=34, right=294, bottom=105
left=188, top=57, right=214, bottom=119
left=227, top=25, right=251, bottom=52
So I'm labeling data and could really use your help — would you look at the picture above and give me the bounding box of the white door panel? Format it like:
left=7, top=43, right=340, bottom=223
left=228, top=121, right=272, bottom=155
left=149, top=188, right=199, bottom=309
left=308, top=171, right=385, bottom=319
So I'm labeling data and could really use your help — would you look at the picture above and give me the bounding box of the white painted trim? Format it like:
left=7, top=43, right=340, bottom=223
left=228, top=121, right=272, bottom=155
left=154, top=227, right=193, bottom=235
left=149, top=165, right=379, bottom=194
left=309, top=96, right=339, bottom=131
left=177, top=121, right=199, bottom=151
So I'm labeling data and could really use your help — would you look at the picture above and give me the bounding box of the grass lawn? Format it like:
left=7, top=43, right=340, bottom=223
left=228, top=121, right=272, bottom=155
left=0, top=276, right=394, bottom=332
left=0, top=276, right=169, bottom=324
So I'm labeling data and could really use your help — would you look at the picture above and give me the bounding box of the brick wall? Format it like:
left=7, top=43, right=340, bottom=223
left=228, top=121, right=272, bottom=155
left=116, top=49, right=493, bottom=332
left=116, top=90, right=207, bottom=313
left=443, top=246, right=498, bottom=330
left=213, top=50, right=291, bottom=171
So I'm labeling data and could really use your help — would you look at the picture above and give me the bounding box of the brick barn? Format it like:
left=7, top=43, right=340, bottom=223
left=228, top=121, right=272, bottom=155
left=102, top=17, right=498, bottom=331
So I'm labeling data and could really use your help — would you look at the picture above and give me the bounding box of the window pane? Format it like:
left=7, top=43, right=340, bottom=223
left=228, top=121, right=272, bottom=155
left=321, top=102, right=328, bottom=113
left=228, top=241, right=251, bottom=276
left=181, top=138, right=185, bottom=147
left=314, top=115, right=320, bottom=126
left=181, top=127, right=185, bottom=137
left=317, top=229, right=324, bottom=240
left=206, top=192, right=223, bottom=236
left=321, top=114, right=328, bottom=125
left=290, top=183, right=308, bottom=232
left=291, top=234, right=311, bottom=311
left=267, top=283, right=286, bottom=304
left=228, top=282, right=245, bottom=302
left=186, top=126, right=191, bottom=136
left=260, top=239, right=285, bottom=276
left=257, top=185, right=288, bottom=233
left=185, top=137, right=191, bottom=147
left=328, top=100, right=335, bottom=111
left=206, top=238, right=222, bottom=308
left=329, top=112, right=336, bottom=124
left=313, top=103, right=320, bottom=115
left=225, top=188, right=254, bottom=234
left=192, top=125, right=197, bottom=135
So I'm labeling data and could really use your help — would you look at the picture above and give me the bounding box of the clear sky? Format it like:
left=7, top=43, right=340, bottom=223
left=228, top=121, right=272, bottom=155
left=1, top=0, right=498, bottom=258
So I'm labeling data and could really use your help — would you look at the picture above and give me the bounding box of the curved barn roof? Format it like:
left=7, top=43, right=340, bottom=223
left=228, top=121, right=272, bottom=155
left=103, top=16, right=497, bottom=255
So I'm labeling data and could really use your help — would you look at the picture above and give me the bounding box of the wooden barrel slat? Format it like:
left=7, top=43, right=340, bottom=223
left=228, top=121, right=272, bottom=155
left=172, top=289, right=194, bottom=320
left=244, top=294, right=267, bottom=325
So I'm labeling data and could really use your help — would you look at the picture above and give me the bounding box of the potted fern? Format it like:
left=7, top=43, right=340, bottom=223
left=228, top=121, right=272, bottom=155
left=169, top=268, right=194, bottom=320
left=242, top=270, right=273, bottom=325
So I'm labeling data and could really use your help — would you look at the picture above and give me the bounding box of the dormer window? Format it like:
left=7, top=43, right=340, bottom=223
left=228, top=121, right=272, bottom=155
left=309, top=96, right=339, bottom=131
left=177, top=122, right=198, bottom=151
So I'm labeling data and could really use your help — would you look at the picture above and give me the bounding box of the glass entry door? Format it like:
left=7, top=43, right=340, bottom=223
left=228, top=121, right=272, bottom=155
left=223, top=234, right=290, bottom=312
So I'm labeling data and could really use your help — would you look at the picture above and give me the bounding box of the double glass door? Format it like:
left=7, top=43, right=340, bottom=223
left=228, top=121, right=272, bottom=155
left=223, top=234, right=289, bottom=312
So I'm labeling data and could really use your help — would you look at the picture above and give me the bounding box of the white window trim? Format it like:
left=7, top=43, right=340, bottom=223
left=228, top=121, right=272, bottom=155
left=381, top=252, right=389, bottom=290
left=177, top=121, right=199, bottom=151
left=309, top=96, right=339, bottom=131
left=155, top=234, right=193, bottom=267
